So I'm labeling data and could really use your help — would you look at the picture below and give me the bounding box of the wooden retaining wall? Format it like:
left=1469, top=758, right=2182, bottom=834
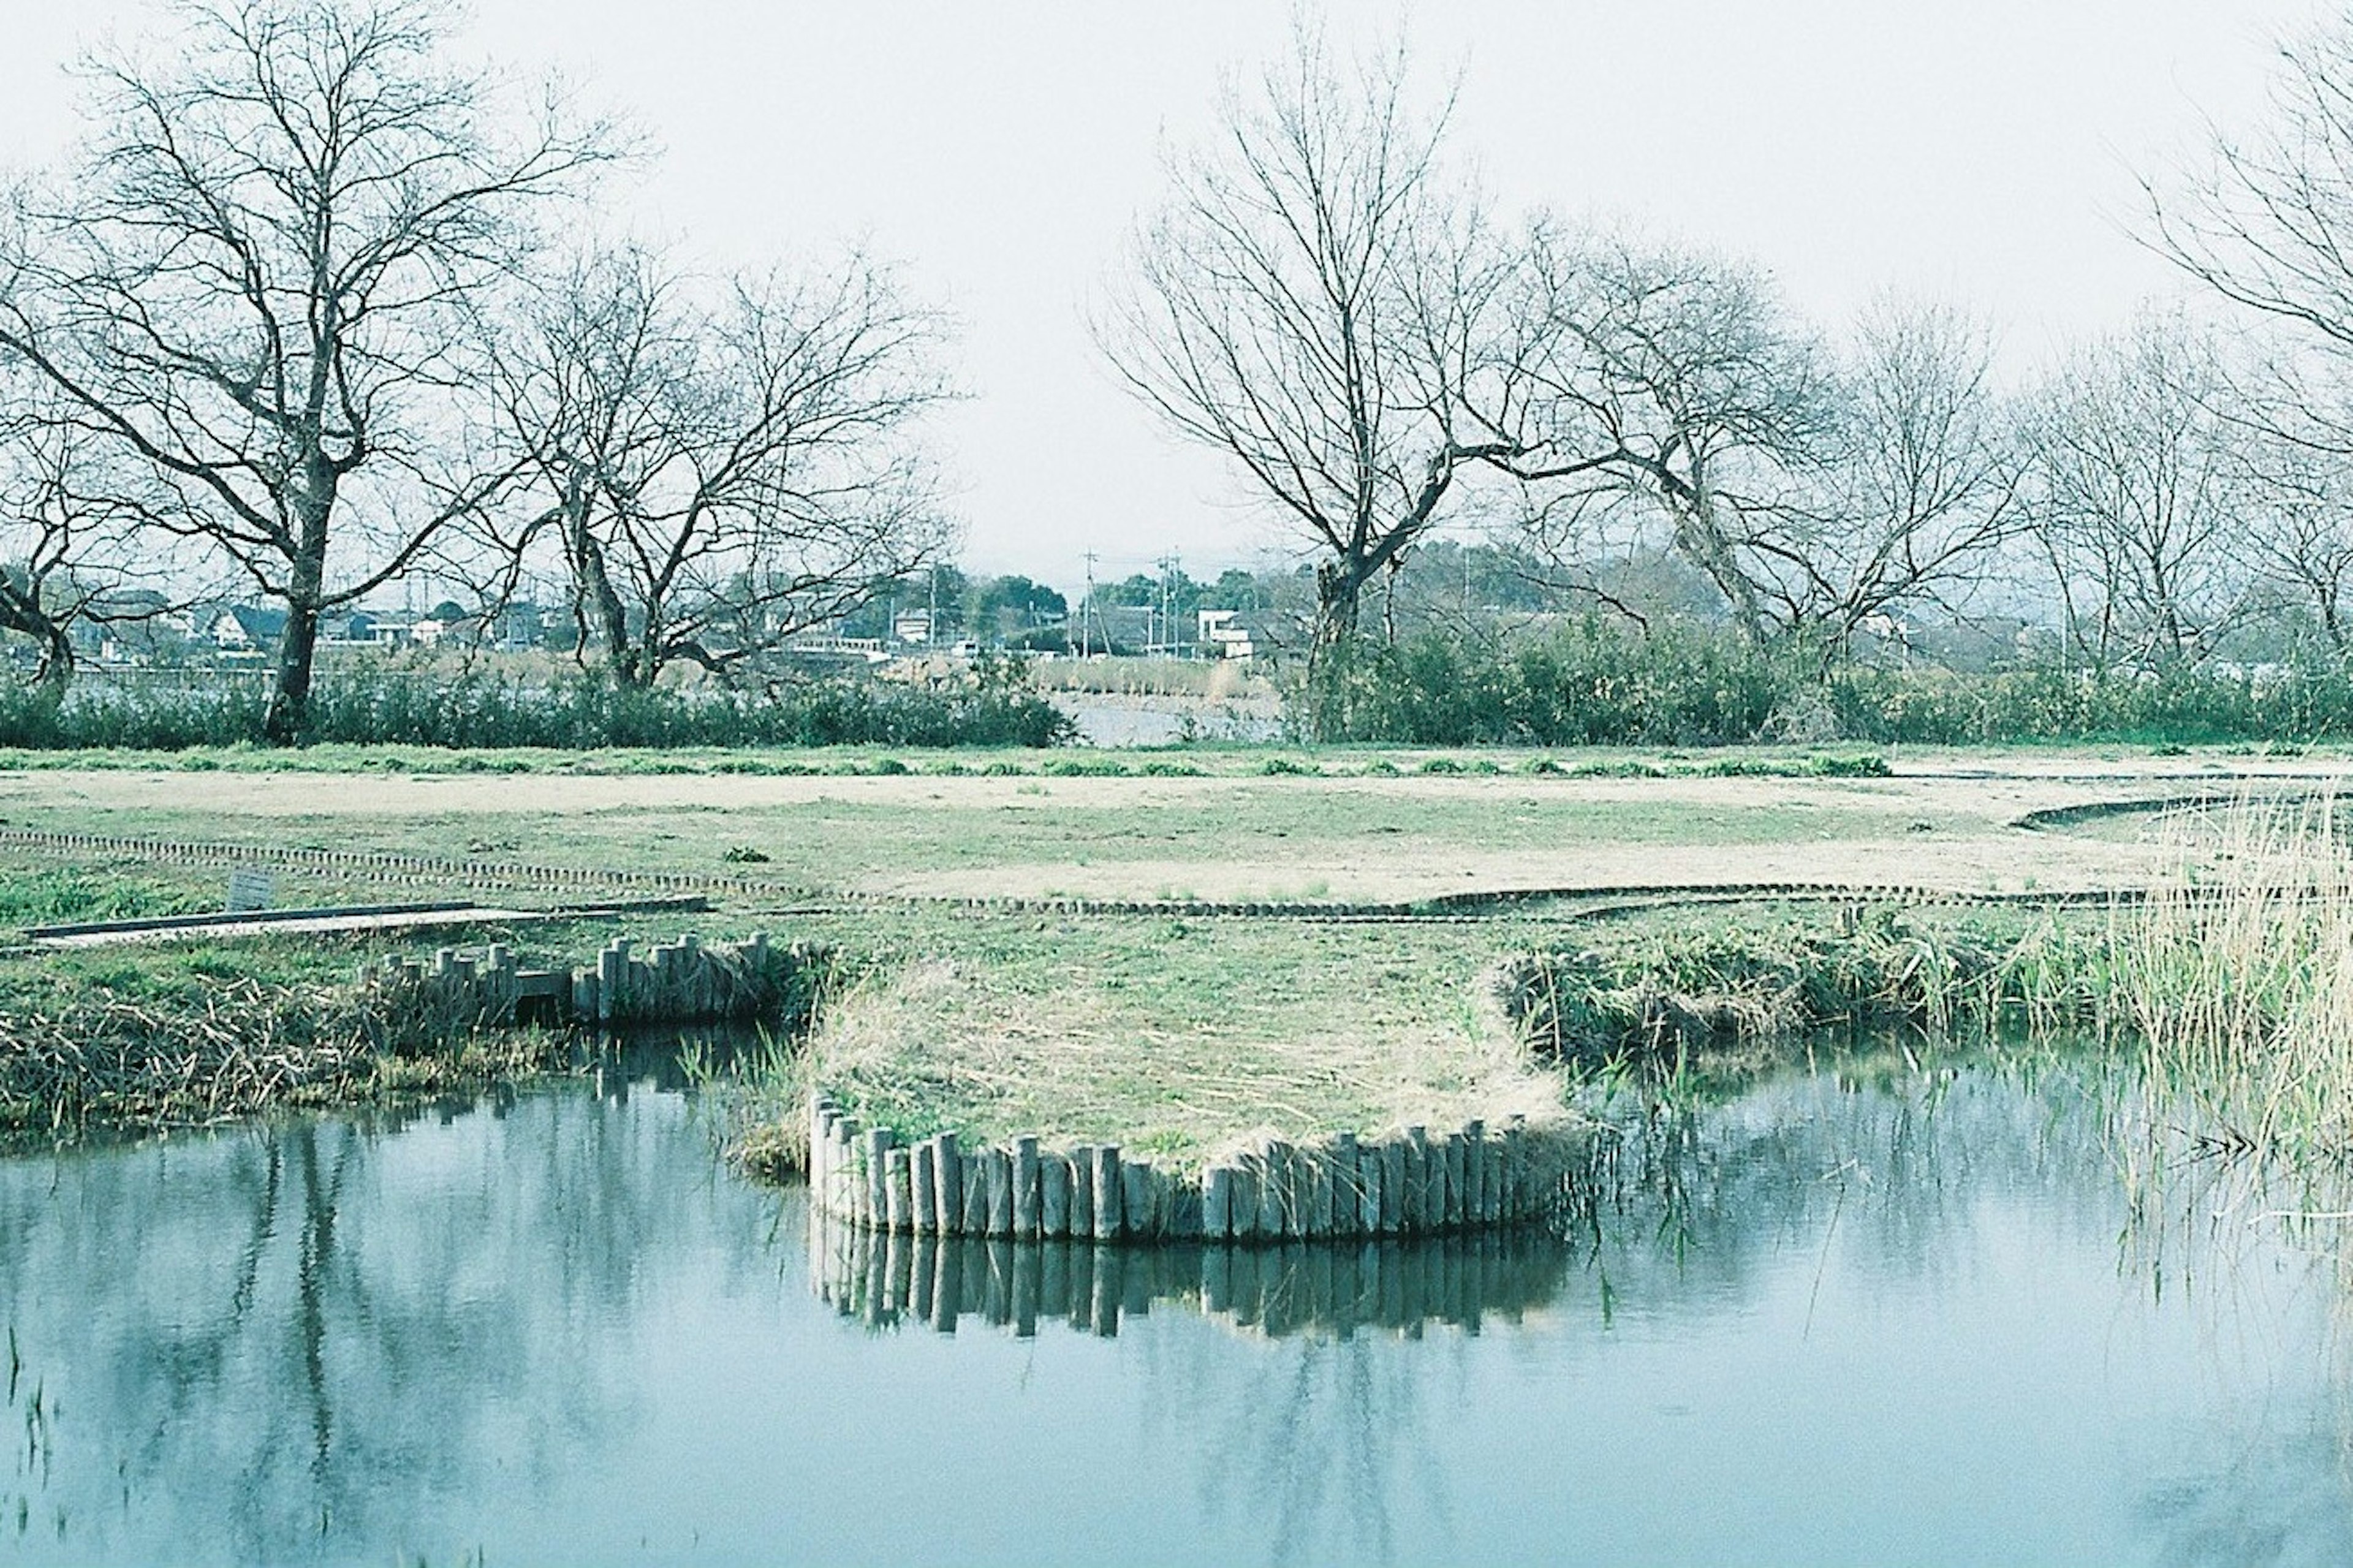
left=806, top=1209, right=1572, bottom=1338
left=806, top=1094, right=1582, bottom=1246
left=359, top=933, right=825, bottom=1032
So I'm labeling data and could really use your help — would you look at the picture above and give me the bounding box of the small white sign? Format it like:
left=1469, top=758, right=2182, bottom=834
left=226, top=866, right=277, bottom=914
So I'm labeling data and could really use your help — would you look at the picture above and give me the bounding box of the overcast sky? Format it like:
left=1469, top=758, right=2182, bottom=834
left=0, top=0, right=2323, bottom=596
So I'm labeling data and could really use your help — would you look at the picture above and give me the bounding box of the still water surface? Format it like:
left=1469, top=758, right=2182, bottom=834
left=2, top=1052, right=2349, bottom=1566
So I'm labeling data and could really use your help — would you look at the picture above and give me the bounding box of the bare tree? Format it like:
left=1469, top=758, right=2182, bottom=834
left=0, top=376, right=191, bottom=690
left=2023, top=312, right=2251, bottom=672
left=1494, top=227, right=1833, bottom=643
left=1765, top=296, right=2025, bottom=653
left=490, top=243, right=953, bottom=687
left=0, top=0, right=615, bottom=740
left=1101, top=26, right=1518, bottom=715
left=2148, top=14, right=2353, bottom=361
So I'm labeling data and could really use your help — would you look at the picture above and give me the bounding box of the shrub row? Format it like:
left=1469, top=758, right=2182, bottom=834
left=0, top=666, right=1074, bottom=751
left=1320, top=621, right=2353, bottom=746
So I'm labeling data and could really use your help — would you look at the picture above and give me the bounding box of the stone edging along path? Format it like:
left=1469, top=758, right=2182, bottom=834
left=805, top=1096, right=1586, bottom=1246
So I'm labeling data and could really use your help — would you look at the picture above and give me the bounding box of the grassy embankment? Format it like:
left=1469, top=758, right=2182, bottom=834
left=0, top=744, right=2321, bottom=1163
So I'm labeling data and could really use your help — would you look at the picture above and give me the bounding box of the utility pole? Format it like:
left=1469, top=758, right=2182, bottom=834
left=1080, top=552, right=1098, bottom=657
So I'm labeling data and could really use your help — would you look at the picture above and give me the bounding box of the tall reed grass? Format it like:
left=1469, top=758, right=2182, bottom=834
left=2111, top=796, right=2353, bottom=1163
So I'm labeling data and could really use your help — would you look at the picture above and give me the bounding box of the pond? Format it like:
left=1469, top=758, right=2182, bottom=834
left=2, top=1047, right=2349, bottom=1566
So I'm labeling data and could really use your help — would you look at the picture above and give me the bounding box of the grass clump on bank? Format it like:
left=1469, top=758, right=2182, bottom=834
left=1494, top=907, right=2106, bottom=1069
left=0, top=972, right=563, bottom=1140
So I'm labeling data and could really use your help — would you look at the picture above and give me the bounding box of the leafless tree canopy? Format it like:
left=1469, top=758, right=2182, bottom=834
left=0, top=0, right=613, bottom=735
left=2025, top=312, right=2249, bottom=671
left=1101, top=27, right=1517, bottom=694
left=493, top=243, right=953, bottom=687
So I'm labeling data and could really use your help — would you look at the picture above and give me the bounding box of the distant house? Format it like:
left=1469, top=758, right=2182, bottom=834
left=1197, top=608, right=1255, bottom=660
left=211, top=604, right=289, bottom=652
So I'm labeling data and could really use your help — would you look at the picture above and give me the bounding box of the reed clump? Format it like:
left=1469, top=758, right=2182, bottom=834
left=1495, top=911, right=2086, bottom=1065
left=2111, top=796, right=2353, bottom=1163
left=0, top=975, right=561, bottom=1139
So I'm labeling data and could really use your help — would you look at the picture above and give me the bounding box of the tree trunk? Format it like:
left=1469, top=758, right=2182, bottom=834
left=34, top=621, right=74, bottom=694
left=265, top=597, right=321, bottom=744
left=564, top=474, right=639, bottom=686
left=1303, top=561, right=1367, bottom=740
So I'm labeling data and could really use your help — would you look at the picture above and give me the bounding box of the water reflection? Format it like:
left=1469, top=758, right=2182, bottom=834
left=2, top=1046, right=2351, bottom=1566
left=806, top=1214, right=1577, bottom=1340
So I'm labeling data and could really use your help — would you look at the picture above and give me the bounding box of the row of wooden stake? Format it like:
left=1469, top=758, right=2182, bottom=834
left=362, top=933, right=816, bottom=1030
left=808, top=1095, right=1569, bottom=1244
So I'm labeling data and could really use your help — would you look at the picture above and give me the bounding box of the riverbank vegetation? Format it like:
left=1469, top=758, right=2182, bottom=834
left=0, top=753, right=2343, bottom=1181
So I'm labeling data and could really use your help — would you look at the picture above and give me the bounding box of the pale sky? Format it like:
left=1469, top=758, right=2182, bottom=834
left=0, top=0, right=2323, bottom=597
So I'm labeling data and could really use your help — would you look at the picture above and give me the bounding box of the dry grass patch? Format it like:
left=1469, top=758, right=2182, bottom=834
left=801, top=936, right=1569, bottom=1175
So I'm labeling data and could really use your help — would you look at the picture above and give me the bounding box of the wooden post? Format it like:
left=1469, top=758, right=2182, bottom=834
left=1380, top=1138, right=1406, bottom=1235
left=1257, top=1143, right=1290, bottom=1240
left=1443, top=1132, right=1468, bottom=1230
left=885, top=1148, right=912, bottom=1233
left=1202, top=1167, right=1234, bottom=1240
left=1040, top=1152, right=1072, bottom=1239
left=933, top=1134, right=961, bottom=1235
left=865, top=1128, right=894, bottom=1227
left=1229, top=1164, right=1260, bottom=1243
left=1357, top=1142, right=1384, bottom=1235
left=960, top=1151, right=990, bottom=1235
left=1092, top=1145, right=1124, bottom=1242
left=1305, top=1144, right=1334, bottom=1240
left=909, top=1142, right=936, bottom=1236
left=1012, top=1137, right=1042, bottom=1240
left=1464, top=1120, right=1489, bottom=1227
left=1331, top=1133, right=1358, bottom=1238
left=1284, top=1147, right=1310, bottom=1241
left=1403, top=1127, right=1430, bottom=1234
left=983, top=1146, right=1014, bottom=1238
left=1070, top=1146, right=1096, bottom=1243
left=1500, top=1119, right=1525, bottom=1221
left=1120, top=1161, right=1154, bottom=1240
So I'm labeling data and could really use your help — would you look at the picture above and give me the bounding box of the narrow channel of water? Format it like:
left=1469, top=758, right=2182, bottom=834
left=2, top=1049, right=2348, bottom=1566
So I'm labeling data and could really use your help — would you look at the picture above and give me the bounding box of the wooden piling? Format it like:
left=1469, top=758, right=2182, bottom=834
left=1092, top=1145, right=1124, bottom=1242
left=1443, top=1133, right=1468, bottom=1231
left=983, top=1146, right=1014, bottom=1239
left=1040, top=1152, right=1072, bottom=1239
left=1120, top=1161, right=1151, bottom=1239
left=1257, top=1143, right=1290, bottom=1240
left=1379, top=1138, right=1406, bottom=1235
left=1070, top=1146, right=1096, bottom=1243
left=909, top=1142, right=936, bottom=1236
left=865, top=1127, right=895, bottom=1226
left=933, top=1134, right=960, bottom=1235
left=1331, top=1132, right=1358, bottom=1239
left=1229, top=1164, right=1260, bottom=1243
left=1202, top=1167, right=1233, bottom=1240
left=1012, top=1137, right=1042, bottom=1240
left=1305, top=1144, right=1335, bottom=1240
left=960, top=1146, right=990, bottom=1235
